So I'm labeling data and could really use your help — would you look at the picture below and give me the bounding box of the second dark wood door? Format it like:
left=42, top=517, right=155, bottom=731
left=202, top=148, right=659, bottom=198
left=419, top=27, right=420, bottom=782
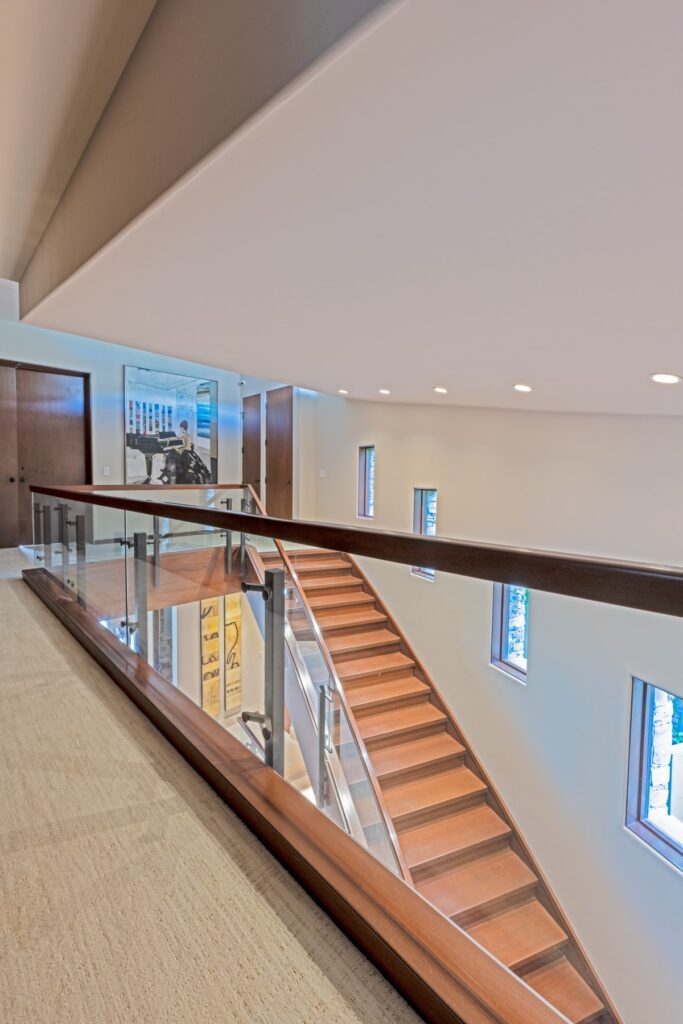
left=265, top=385, right=293, bottom=518
left=242, top=393, right=262, bottom=498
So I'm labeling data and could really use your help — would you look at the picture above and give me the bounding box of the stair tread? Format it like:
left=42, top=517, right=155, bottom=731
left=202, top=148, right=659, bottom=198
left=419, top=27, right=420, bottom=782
left=302, top=574, right=363, bottom=592
left=386, top=766, right=487, bottom=822
left=317, top=607, right=387, bottom=630
left=347, top=675, right=430, bottom=712
left=417, top=847, right=537, bottom=920
left=400, top=803, right=511, bottom=871
left=358, top=701, right=445, bottom=742
left=337, top=651, right=415, bottom=681
left=327, top=628, right=400, bottom=655
left=285, top=547, right=336, bottom=559
left=467, top=899, right=567, bottom=971
left=308, top=592, right=375, bottom=610
left=523, top=957, right=604, bottom=1024
left=293, top=558, right=350, bottom=574
left=373, top=732, right=465, bottom=781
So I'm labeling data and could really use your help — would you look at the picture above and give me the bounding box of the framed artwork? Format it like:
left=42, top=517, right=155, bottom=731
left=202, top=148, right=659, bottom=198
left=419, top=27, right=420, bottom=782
left=124, top=366, right=218, bottom=484
left=200, top=598, right=221, bottom=717
left=224, top=592, right=242, bottom=714
left=199, top=594, right=242, bottom=719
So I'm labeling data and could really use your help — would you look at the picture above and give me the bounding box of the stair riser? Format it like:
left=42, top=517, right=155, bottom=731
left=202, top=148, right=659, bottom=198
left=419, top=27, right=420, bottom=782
left=317, top=622, right=387, bottom=638
left=309, top=595, right=376, bottom=612
left=505, top=939, right=570, bottom=975
left=286, top=550, right=340, bottom=561
left=295, top=566, right=352, bottom=579
left=318, top=617, right=388, bottom=635
left=378, top=751, right=466, bottom=787
left=302, top=581, right=364, bottom=596
left=363, top=719, right=446, bottom=749
left=332, top=640, right=402, bottom=662
left=392, top=790, right=487, bottom=830
left=450, top=882, right=539, bottom=930
left=322, top=619, right=388, bottom=638
left=348, top=690, right=430, bottom=718
left=409, top=833, right=512, bottom=882
left=341, top=666, right=417, bottom=686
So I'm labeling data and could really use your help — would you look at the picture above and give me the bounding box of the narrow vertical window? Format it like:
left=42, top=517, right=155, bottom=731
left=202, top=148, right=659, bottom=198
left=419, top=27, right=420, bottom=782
left=491, top=583, right=529, bottom=679
left=357, top=445, right=375, bottom=518
left=627, top=679, right=683, bottom=871
left=412, top=488, right=437, bottom=579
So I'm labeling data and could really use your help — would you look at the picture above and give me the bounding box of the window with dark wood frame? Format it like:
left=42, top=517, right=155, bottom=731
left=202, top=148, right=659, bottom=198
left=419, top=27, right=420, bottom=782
left=357, top=445, right=375, bottom=518
left=626, top=677, right=683, bottom=872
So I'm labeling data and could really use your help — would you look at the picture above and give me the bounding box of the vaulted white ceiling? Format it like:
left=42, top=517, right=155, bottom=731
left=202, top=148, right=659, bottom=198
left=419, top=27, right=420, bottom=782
left=0, top=0, right=155, bottom=279
left=23, top=0, right=683, bottom=414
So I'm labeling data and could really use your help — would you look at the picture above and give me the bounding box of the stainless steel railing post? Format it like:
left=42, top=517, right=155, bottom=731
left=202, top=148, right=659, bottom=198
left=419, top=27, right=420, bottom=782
left=239, top=497, right=249, bottom=577
left=222, top=497, right=233, bottom=575
left=241, top=568, right=285, bottom=775
left=317, top=682, right=332, bottom=808
left=43, top=504, right=53, bottom=569
left=75, top=514, right=87, bottom=607
left=58, top=502, right=70, bottom=557
left=133, top=531, right=149, bottom=661
left=152, top=516, right=160, bottom=587
left=265, top=567, right=285, bottom=776
left=33, top=502, right=43, bottom=551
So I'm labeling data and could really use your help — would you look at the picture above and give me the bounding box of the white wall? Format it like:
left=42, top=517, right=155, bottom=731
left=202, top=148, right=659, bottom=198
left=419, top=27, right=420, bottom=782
left=0, top=279, right=18, bottom=321
left=307, top=394, right=683, bottom=1024
left=293, top=389, right=318, bottom=520
left=0, top=316, right=249, bottom=485
left=311, top=395, right=683, bottom=564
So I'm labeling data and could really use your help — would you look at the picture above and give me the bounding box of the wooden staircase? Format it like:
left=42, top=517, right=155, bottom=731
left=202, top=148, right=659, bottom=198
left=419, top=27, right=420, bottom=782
left=261, top=546, right=620, bottom=1024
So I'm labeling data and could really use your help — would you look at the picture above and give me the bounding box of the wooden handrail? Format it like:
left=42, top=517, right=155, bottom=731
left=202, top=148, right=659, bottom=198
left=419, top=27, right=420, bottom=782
left=55, top=483, right=247, bottom=491
left=31, top=483, right=683, bottom=618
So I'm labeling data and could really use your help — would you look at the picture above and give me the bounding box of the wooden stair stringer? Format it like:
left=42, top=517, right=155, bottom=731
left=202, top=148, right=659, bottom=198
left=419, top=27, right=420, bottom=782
left=342, top=553, right=622, bottom=1024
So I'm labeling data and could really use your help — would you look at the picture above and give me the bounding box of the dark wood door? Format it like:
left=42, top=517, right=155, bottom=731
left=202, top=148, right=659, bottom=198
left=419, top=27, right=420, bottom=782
left=16, top=369, right=88, bottom=543
left=265, top=385, right=293, bottom=518
left=242, top=393, right=262, bottom=498
left=0, top=367, right=19, bottom=548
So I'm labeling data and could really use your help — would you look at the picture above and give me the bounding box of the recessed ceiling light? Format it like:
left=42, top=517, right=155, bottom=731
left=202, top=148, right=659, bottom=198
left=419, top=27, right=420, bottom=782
left=338, top=389, right=349, bottom=395
left=514, top=383, right=533, bottom=393
left=379, top=388, right=391, bottom=395
left=433, top=386, right=448, bottom=394
left=650, top=372, right=681, bottom=384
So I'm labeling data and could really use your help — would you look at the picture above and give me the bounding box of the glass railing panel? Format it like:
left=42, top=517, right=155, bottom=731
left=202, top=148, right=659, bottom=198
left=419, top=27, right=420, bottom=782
left=116, top=508, right=313, bottom=799
left=28, top=493, right=405, bottom=880
left=334, top=699, right=399, bottom=873
left=31, top=491, right=130, bottom=641
left=263, top=543, right=401, bottom=873
left=88, top=485, right=256, bottom=556
left=92, top=484, right=256, bottom=511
